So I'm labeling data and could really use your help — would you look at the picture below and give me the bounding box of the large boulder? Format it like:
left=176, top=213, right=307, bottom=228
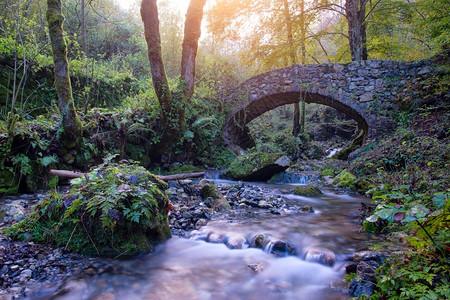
left=3, top=160, right=171, bottom=256
left=224, top=152, right=291, bottom=181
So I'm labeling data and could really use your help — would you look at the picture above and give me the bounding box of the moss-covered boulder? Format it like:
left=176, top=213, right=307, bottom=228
left=332, top=130, right=365, bottom=160
left=200, top=184, right=231, bottom=212
left=3, top=160, right=171, bottom=256
left=224, top=152, right=291, bottom=181
left=292, top=185, right=322, bottom=196
left=333, top=170, right=357, bottom=189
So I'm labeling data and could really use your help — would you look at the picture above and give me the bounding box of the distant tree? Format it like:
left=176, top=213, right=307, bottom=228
left=209, top=0, right=316, bottom=136
left=317, top=0, right=397, bottom=61
left=208, top=0, right=317, bottom=70
left=141, top=0, right=206, bottom=159
left=47, top=0, right=82, bottom=149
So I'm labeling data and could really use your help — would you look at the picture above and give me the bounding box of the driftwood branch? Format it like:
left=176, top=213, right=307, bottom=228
left=49, top=169, right=205, bottom=182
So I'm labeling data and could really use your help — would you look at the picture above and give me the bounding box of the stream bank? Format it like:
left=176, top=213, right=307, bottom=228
left=0, top=170, right=385, bottom=299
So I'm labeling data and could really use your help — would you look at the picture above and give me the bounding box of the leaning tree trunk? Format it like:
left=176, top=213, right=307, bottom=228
left=345, top=0, right=368, bottom=61
left=141, top=0, right=206, bottom=160
left=47, top=0, right=82, bottom=150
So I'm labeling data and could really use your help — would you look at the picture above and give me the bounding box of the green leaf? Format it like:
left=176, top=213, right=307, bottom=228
left=432, top=192, right=447, bottom=209
left=41, top=155, right=58, bottom=167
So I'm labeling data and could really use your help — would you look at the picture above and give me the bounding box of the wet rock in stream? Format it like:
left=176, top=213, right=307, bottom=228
left=345, top=251, right=384, bottom=298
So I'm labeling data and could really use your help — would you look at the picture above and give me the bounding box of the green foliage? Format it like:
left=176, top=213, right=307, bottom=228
left=11, top=154, right=32, bottom=176
left=248, top=106, right=307, bottom=159
left=373, top=248, right=450, bottom=300
left=4, top=159, right=171, bottom=256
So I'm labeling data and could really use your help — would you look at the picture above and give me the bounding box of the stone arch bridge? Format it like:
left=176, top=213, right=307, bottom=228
left=223, top=59, right=432, bottom=153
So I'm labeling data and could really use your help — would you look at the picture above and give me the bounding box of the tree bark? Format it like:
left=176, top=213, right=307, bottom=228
left=47, top=0, right=82, bottom=150
left=141, top=0, right=171, bottom=114
left=181, top=0, right=207, bottom=100
left=345, top=0, right=368, bottom=61
left=81, top=0, right=86, bottom=54
left=141, top=0, right=206, bottom=160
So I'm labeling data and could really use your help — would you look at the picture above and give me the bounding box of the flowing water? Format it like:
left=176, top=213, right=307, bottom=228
left=29, top=176, right=382, bottom=300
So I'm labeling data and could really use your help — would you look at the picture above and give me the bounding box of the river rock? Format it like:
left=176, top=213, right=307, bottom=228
left=357, top=261, right=377, bottom=283
left=224, top=152, right=291, bottom=181
left=206, top=232, right=225, bottom=244
left=1, top=201, right=27, bottom=223
left=195, top=219, right=208, bottom=229
left=225, top=236, right=248, bottom=249
left=250, top=234, right=271, bottom=249
left=304, top=247, right=336, bottom=266
left=352, top=251, right=383, bottom=263
left=269, top=240, right=297, bottom=257
left=349, top=279, right=375, bottom=298
left=248, top=263, right=264, bottom=273
left=200, top=184, right=231, bottom=212
left=292, top=185, right=322, bottom=196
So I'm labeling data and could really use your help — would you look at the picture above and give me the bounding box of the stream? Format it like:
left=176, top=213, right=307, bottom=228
left=20, top=173, right=383, bottom=300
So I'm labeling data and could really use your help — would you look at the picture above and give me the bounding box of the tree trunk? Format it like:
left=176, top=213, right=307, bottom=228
left=81, top=0, right=86, bottom=54
left=47, top=0, right=82, bottom=150
left=345, top=0, right=368, bottom=61
left=141, top=0, right=171, bottom=114
left=181, top=0, right=207, bottom=100
left=141, top=0, right=206, bottom=160
left=292, top=102, right=300, bottom=136
left=282, top=0, right=303, bottom=137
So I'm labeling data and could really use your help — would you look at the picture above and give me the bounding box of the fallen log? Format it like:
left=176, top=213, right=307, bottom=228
left=49, top=169, right=87, bottom=178
left=157, top=172, right=205, bottom=181
left=49, top=169, right=205, bottom=182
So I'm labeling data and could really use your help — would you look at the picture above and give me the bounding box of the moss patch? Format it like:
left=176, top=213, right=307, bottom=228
left=292, top=185, right=322, bottom=196
left=333, top=170, right=357, bottom=189
left=320, top=169, right=335, bottom=177
left=3, top=160, right=171, bottom=256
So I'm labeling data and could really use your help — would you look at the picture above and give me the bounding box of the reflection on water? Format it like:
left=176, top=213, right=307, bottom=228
left=40, top=185, right=380, bottom=300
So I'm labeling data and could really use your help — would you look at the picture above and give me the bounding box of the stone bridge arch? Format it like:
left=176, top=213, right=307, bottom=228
left=224, top=60, right=432, bottom=154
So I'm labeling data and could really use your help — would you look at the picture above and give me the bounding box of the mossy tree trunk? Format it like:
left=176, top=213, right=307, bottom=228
left=141, top=0, right=206, bottom=160
left=46, top=0, right=82, bottom=150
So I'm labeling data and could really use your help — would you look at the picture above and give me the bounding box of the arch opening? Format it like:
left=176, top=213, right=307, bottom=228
left=225, top=91, right=369, bottom=156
